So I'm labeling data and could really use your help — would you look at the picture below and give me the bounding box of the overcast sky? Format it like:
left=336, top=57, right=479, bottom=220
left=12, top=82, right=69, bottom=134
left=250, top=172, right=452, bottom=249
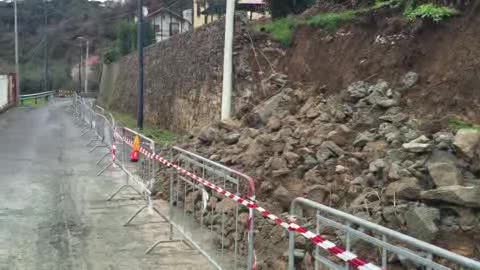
left=1, top=0, right=124, bottom=2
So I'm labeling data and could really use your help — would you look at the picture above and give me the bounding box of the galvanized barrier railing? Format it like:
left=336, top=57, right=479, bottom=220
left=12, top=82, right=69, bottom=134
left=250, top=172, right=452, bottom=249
left=288, top=197, right=480, bottom=270
left=116, top=126, right=167, bottom=226
left=145, top=146, right=256, bottom=270
left=20, top=90, right=54, bottom=105
left=72, top=94, right=258, bottom=270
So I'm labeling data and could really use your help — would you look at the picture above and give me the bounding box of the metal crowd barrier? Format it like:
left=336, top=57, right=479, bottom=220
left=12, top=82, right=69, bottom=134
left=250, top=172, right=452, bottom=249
left=116, top=126, right=167, bottom=226
left=71, top=95, right=259, bottom=270
left=145, top=146, right=256, bottom=270
left=288, top=197, right=480, bottom=270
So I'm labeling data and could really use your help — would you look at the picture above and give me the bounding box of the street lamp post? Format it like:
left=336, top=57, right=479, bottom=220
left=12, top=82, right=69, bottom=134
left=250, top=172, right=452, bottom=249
left=14, top=0, right=20, bottom=102
left=77, top=37, right=89, bottom=94
left=78, top=44, right=82, bottom=94
left=221, top=0, right=235, bottom=120
left=137, top=0, right=144, bottom=130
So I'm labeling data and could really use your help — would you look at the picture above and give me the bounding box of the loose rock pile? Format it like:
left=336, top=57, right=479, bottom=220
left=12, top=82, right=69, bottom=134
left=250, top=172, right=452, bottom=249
left=182, top=72, right=480, bottom=269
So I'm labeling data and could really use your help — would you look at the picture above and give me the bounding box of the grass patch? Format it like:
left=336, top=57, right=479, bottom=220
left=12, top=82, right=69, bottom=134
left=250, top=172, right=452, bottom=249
left=373, top=0, right=403, bottom=9
left=405, top=4, right=458, bottom=22
left=259, top=3, right=380, bottom=46
left=111, top=111, right=178, bottom=146
left=21, top=98, right=48, bottom=108
left=259, top=1, right=459, bottom=46
left=260, top=17, right=298, bottom=46
left=449, top=119, right=480, bottom=132
left=307, top=11, right=357, bottom=32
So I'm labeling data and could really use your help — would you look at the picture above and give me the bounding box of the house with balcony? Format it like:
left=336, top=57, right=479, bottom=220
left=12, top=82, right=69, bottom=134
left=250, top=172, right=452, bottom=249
left=147, top=7, right=192, bottom=43
left=193, top=0, right=268, bottom=29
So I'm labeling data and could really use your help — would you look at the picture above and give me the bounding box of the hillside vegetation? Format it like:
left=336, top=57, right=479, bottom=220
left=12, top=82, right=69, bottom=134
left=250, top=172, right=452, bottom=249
left=0, top=0, right=159, bottom=93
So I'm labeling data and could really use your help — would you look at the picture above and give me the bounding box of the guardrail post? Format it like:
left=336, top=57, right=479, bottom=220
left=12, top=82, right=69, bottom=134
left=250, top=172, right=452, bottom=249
left=247, top=194, right=255, bottom=270
left=288, top=200, right=303, bottom=270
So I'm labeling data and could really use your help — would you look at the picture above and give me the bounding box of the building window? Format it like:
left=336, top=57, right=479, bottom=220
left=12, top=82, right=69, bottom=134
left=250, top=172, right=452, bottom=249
left=169, top=22, right=180, bottom=36
left=153, top=24, right=160, bottom=33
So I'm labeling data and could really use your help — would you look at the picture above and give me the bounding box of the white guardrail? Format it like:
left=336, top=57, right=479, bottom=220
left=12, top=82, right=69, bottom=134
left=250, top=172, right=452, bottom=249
left=20, top=91, right=54, bottom=105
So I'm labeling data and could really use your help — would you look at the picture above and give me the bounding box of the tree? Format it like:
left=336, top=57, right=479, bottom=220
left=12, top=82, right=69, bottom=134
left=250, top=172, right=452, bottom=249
left=267, top=0, right=316, bottom=18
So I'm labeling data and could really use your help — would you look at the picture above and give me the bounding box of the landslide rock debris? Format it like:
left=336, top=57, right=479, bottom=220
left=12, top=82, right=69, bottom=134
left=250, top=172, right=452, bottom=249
left=180, top=73, right=480, bottom=267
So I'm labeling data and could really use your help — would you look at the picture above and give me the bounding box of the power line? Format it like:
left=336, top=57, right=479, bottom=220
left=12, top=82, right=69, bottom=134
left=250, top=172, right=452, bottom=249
left=20, top=37, right=45, bottom=62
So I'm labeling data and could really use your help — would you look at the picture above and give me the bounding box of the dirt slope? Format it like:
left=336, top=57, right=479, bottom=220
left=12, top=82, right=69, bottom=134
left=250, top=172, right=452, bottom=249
left=279, top=4, right=480, bottom=126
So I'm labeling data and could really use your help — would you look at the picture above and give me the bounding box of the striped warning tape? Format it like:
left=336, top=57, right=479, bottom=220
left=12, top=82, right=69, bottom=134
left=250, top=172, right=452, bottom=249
left=116, top=133, right=381, bottom=270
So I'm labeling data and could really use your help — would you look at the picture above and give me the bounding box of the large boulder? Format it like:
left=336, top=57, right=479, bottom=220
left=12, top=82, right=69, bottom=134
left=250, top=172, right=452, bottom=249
left=198, top=126, right=218, bottom=144
left=347, top=81, right=370, bottom=101
left=267, top=116, right=282, bottom=132
left=223, top=132, right=241, bottom=145
left=426, top=150, right=463, bottom=187
left=404, top=206, right=440, bottom=242
left=353, top=131, right=375, bottom=147
left=316, top=141, right=345, bottom=162
left=305, top=185, right=328, bottom=203
left=273, top=185, right=293, bottom=210
left=402, top=135, right=431, bottom=153
left=453, top=129, right=480, bottom=159
left=366, top=80, right=399, bottom=108
left=326, top=125, right=352, bottom=147
left=247, top=90, right=287, bottom=127
left=385, top=177, right=422, bottom=200
left=401, top=71, right=419, bottom=89
left=241, top=139, right=267, bottom=166
left=421, top=186, right=480, bottom=208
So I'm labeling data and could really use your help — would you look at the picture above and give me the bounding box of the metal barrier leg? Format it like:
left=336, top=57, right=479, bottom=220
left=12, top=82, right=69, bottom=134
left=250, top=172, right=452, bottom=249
left=81, top=128, right=92, bottom=136
left=107, top=184, right=142, bottom=201
left=123, top=205, right=147, bottom=226
left=89, top=144, right=108, bottom=153
left=145, top=239, right=194, bottom=255
left=86, top=138, right=100, bottom=147
left=123, top=202, right=168, bottom=226
left=96, top=152, right=110, bottom=165
left=97, top=161, right=119, bottom=176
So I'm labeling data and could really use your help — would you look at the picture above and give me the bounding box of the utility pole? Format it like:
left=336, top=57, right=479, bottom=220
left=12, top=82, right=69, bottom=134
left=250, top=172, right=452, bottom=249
left=78, top=44, right=82, bottom=94
left=43, top=0, right=48, bottom=92
left=77, top=37, right=89, bottom=94
left=14, top=0, right=20, bottom=102
left=85, top=39, right=89, bottom=94
left=221, top=0, right=235, bottom=120
left=137, top=0, right=144, bottom=130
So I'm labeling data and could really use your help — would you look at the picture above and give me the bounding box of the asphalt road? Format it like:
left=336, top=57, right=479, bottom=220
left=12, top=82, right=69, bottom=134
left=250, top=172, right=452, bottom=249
left=0, top=100, right=212, bottom=270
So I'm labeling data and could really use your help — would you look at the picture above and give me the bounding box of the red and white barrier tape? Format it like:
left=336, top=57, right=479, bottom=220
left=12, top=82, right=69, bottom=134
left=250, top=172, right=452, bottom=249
left=116, top=133, right=381, bottom=270
left=112, top=144, right=117, bottom=161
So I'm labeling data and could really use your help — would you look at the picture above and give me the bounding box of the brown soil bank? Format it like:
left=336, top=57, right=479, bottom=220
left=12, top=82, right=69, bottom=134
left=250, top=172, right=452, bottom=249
left=279, top=3, right=480, bottom=126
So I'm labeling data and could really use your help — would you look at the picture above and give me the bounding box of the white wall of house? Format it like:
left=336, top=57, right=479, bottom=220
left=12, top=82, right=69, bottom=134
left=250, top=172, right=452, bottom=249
left=150, top=12, right=191, bottom=43
left=0, top=75, right=8, bottom=109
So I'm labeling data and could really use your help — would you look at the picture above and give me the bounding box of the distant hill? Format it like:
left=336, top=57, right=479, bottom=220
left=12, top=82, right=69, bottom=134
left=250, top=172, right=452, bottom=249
left=0, top=0, right=137, bottom=93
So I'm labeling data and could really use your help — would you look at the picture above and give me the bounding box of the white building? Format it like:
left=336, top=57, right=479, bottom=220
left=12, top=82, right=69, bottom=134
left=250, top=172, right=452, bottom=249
left=147, top=7, right=192, bottom=43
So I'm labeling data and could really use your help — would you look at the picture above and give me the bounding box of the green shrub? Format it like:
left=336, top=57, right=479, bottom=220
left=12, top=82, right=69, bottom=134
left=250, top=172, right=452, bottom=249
left=103, top=48, right=119, bottom=64
left=405, top=4, right=458, bottom=22
left=307, top=11, right=357, bottom=32
left=261, top=17, right=298, bottom=46
left=112, top=111, right=178, bottom=145
left=449, top=119, right=480, bottom=132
